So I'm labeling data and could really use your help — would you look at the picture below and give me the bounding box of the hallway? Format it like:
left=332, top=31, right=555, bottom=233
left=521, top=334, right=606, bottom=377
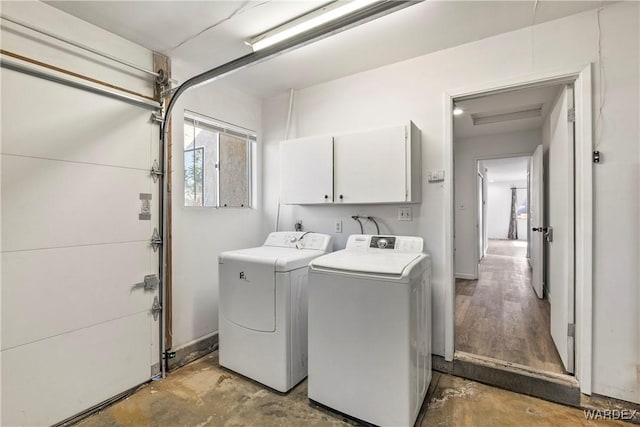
left=455, top=239, right=565, bottom=374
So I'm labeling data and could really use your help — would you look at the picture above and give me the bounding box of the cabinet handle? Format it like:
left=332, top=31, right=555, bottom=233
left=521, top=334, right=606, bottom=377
left=339, top=194, right=344, bottom=200
left=324, top=195, right=328, bottom=199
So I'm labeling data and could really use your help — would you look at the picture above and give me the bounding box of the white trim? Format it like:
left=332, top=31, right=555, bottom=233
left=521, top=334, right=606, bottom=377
left=455, top=273, right=476, bottom=280
left=573, top=66, right=593, bottom=394
left=443, top=64, right=593, bottom=394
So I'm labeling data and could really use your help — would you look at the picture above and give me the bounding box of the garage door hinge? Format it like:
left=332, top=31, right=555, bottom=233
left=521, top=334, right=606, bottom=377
left=567, top=107, right=575, bottom=123
left=151, top=228, right=163, bottom=252
left=132, top=274, right=159, bottom=291
left=151, top=296, right=162, bottom=321
left=151, top=160, right=163, bottom=182
left=150, top=111, right=164, bottom=125
left=568, top=323, right=575, bottom=337
left=161, top=86, right=178, bottom=99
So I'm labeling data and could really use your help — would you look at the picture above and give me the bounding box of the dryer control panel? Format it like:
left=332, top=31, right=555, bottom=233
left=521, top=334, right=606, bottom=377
left=346, top=235, right=423, bottom=253
left=264, top=232, right=332, bottom=251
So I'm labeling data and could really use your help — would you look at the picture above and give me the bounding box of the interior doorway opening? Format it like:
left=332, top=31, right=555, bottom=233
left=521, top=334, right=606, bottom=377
left=452, top=81, right=577, bottom=377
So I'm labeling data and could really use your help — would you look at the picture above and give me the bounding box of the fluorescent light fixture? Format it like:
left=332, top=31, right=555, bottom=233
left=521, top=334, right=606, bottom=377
left=246, top=0, right=379, bottom=52
left=471, top=104, right=542, bottom=126
left=453, top=107, right=464, bottom=115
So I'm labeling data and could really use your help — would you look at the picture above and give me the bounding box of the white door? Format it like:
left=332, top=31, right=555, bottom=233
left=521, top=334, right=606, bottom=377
left=530, top=145, right=544, bottom=299
left=548, top=85, right=575, bottom=373
left=333, top=125, right=407, bottom=203
left=1, top=70, right=160, bottom=425
left=280, top=136, right=333, bottom=204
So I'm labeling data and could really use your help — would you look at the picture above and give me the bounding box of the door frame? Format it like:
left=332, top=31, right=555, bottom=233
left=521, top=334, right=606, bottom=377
left=476, top=170, right=484, bottom=264
left=443, top=64, right=593, bottom=394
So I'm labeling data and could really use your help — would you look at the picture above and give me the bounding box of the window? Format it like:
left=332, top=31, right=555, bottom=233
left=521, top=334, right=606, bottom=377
left=183, top=111, right=256, bottom=208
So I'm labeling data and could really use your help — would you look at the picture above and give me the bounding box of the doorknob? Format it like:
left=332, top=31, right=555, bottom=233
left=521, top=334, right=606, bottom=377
left=544, top=226, right=553, bottom=243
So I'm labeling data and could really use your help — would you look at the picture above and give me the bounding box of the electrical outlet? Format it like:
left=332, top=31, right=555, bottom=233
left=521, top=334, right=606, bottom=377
left=398, top=207, right=412, bottom=221
left=334, top=220, right=343, bottom=233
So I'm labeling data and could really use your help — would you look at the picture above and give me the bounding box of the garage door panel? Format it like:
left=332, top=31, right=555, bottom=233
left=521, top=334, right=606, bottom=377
left=1, top=241, right=158, bottom=350
left=1, top=155, right=159, bottom=251
left=1, top=70, right=157, bottom=170
left=1, top=312, right=152, bottom=427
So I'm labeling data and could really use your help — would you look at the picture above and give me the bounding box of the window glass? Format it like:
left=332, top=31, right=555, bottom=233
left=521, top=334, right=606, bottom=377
left=183, top=111, right=255, bottom=208
left=219, top=133, right=249, bottom=207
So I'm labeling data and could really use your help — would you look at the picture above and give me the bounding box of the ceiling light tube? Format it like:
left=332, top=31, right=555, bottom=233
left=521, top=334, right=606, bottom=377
left=247, top=0, right=379, bottom=52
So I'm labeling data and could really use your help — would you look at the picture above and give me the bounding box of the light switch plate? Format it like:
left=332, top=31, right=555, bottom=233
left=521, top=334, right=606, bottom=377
left=428, top=170, right=445, bottom=183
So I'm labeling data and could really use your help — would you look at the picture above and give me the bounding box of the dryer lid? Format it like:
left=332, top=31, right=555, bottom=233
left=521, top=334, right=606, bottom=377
left=219, top=246, right=326, bottom=272
left=309, top=251, right=422, bottom=276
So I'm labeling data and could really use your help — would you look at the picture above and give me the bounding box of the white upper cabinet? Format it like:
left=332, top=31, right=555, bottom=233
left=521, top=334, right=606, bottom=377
left=334, top=125, right=407, bottom=204
left=280, top=135, right=333, bottom=205
left=280, top=122, right=421, bottom=205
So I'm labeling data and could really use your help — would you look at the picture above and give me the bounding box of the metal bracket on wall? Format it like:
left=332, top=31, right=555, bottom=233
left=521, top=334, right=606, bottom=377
left=161, top=86, right=178, bottom=99
left=132, top=274, right=159, bottom=291
left=151, top=228, right=163, bottom=252
left=151, top=296, right=162, bottom=321
left=150, top=111, right=164, bottom=125
left=150, top=160, right=163, bottom=183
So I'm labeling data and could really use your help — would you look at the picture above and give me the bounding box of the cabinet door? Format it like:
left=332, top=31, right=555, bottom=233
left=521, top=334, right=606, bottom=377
left=280, top=136, right=333, bottom=204
left=334, top=125, right=407, bottom=203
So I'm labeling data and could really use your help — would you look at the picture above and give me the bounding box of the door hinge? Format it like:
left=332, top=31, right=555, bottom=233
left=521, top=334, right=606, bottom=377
left=151, top=160, right=163, bottom=183
left=161, top=86, right=178, bottom=99
left=150, top=111, right=164, bottom=125
left=151, top=228, right=163, bottom=252
left=568, top=323, right=575, bottom=338
left=567, top=107, right=575, bottom=123
left=151, top=296, right=162, bottom=321
left=132, top=274, right=159, bottom=291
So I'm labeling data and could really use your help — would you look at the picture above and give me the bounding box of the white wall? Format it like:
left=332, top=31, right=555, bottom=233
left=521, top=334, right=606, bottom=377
left=487, top=181, right=527, bottom=240
left=169, top=70, right=263, bottom=350
left=454, top=129, right=540, bottom=276
left=261, top=2, right=639, bottom=403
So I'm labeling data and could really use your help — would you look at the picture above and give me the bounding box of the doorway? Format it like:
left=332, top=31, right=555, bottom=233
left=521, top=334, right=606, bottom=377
left=458, top=154, right=566, bottom=373
left=451, top=80, right=580, bottom=377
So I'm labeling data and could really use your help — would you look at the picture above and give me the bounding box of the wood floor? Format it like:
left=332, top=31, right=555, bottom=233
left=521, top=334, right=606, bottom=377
left=455, top=239, right=566, bottom=374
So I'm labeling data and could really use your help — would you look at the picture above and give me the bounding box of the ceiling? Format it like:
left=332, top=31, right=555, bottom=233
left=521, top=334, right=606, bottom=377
left=45, top=1, right=612, bottom=98
left=483, top=157, right=530, bottom=183
left=454, top=84, right=563, bottom=139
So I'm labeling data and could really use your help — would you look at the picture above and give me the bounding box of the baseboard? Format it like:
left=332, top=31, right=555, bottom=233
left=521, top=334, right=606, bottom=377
left=167, top=332, right=218, bottom=371
left=454, top=273, right=476, bottom=280
left=432, top=352, right=580, bottom=407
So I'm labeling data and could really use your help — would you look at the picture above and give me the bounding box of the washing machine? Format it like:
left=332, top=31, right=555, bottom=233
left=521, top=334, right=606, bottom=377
left=218, top=231, right=332, bottom=392
left=307, top=234, right=431, bottom=427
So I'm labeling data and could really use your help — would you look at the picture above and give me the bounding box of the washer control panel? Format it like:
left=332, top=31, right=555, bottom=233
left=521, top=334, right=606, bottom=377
left=370, top=236, right=396, bottom=249
left=346, top=235, right=423, bottom=253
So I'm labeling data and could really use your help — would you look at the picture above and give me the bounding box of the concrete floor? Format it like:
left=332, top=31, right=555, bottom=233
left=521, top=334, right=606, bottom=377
left=77, top=352, right=629, bottom=427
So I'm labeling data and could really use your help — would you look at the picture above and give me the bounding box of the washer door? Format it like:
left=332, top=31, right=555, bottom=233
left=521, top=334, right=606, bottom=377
left=220, top=257, right=276, bottom=332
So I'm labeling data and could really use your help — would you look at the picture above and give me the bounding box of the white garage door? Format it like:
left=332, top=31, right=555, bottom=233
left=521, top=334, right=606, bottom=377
left=1, top=67, right=161, bottom=426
